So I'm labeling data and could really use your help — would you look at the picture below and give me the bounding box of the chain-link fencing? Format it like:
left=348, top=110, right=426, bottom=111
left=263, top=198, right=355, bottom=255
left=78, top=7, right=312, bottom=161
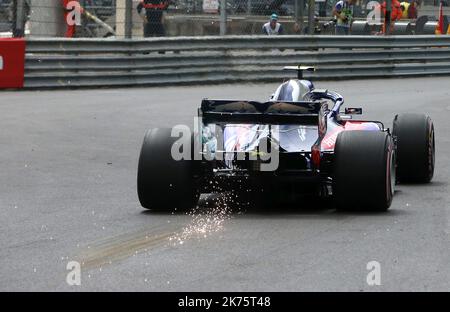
left=0, top=0, right=36, bottom=37
left=0, top=1, right=12, bottom=36
left=1, top=0, right=449, bottom=38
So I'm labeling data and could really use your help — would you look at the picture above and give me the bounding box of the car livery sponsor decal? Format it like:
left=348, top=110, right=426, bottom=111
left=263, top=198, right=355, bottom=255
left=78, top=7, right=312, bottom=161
left=321, top=121, right=380, bottom=151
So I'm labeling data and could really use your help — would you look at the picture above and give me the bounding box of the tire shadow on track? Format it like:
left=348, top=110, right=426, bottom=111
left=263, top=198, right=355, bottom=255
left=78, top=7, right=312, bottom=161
left=396, top=180, right=447, bottom=187
left=140, top=192, right=410, bottom=218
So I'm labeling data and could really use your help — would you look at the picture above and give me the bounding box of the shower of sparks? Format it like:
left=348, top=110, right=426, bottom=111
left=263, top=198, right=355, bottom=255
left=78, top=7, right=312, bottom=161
left=169, top=204, right=231, bottom=245
left=168, top=180, right=249, bottom=246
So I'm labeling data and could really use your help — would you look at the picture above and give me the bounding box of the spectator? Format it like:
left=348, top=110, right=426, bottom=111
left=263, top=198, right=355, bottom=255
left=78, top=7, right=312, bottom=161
left=9, top=0, right=30, bottom=37
left=380, top=0, right=403, bottom=33
left=408, top=0, right=418, bottom=19
left=262, top=13, right=284, bottom=35
left=332, top=0, right=356, bottom=35
left=400, top=1, right=410, bottom=19
left=137, top=0, right=169, bottom=38
left=400, top=1, right=417, bottom=19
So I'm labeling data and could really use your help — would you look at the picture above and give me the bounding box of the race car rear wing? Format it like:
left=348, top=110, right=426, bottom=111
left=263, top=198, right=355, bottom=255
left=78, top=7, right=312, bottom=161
left=200, top=99, right=323, bottom=125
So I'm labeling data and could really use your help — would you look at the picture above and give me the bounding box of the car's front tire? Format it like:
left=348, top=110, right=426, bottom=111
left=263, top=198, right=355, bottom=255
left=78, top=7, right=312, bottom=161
left=333, top=130, right=395, bottom=212
left=137, top=128, right=199, bottom=210
left=393, top=113, right=435, bottom=183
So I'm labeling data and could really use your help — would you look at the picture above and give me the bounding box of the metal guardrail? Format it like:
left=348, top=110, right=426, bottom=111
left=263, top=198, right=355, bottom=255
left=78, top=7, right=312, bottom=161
left=24, top=35, right=450, bottom=89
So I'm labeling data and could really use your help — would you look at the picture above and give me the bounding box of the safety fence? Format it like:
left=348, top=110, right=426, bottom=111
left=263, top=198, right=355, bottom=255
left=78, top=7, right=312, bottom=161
left=3, top=0, right=450, bottom=38
left=23, top=35, right=450, bottom=88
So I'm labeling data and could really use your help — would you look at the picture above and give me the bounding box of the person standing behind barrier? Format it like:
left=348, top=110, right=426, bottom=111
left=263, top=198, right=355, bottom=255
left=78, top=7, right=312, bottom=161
left=9, top=0, right=31, bottom=37
left=332, top=0, right=356, bottom=35
left=262, top=14, right=284, bottom=35
left=137, top=0, right=169, bottom=37
left=400, top=1, right=417, bottom=20
left=408, top=0, right=418, bottom=19
left=380, top=0, right=403, bottom=33
left=400, top=1, right=410, bottom=19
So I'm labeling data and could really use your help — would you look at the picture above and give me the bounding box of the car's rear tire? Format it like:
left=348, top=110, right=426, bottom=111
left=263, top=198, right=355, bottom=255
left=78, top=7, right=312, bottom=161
left=333, top=130, right=395, bottom=212
left=137, top=128, right=199, bottom=210
left=393, top=114, right=435, bottom=183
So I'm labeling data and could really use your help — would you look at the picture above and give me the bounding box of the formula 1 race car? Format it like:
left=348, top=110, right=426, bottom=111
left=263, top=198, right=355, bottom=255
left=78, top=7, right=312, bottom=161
left=137, top=66, right=435, bottom=212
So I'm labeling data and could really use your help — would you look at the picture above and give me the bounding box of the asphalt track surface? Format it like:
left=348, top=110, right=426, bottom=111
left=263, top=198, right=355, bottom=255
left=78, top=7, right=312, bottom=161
left=1, top=77, right=449, bottom=291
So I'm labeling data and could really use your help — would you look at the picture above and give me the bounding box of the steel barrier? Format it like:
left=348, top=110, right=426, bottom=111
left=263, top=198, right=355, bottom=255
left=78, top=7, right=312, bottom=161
left=23, top=35, right=450, bottom=89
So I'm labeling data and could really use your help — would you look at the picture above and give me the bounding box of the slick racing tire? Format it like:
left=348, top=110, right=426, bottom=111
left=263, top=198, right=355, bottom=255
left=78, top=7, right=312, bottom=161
left=393, top=114, right=435, bottom=183
left=137, top=128, right=199, bottom=210
left=333, top=130, right=395, bottom=212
